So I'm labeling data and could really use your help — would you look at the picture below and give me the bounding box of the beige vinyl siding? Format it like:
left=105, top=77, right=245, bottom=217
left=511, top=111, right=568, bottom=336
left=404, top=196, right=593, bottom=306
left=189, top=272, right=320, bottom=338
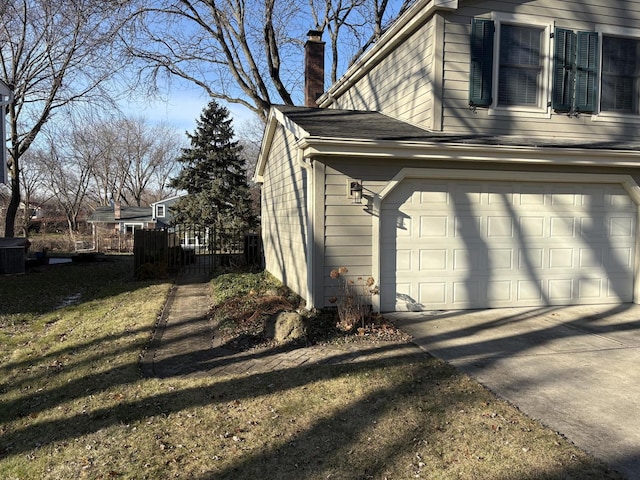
left=442, top=0, right=640, bottom=142
left=261, top=125, right=309, bottom=301
left=322, top=160, right=404, bottom=305
left=331, top=16, right=436, bottom=128
left=319, top=157, right=640, bottom=306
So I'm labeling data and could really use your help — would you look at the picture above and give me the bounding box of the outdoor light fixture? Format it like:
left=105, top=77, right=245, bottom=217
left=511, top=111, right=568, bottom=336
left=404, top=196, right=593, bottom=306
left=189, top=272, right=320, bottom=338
left=349, top=180, right=363, bottom=204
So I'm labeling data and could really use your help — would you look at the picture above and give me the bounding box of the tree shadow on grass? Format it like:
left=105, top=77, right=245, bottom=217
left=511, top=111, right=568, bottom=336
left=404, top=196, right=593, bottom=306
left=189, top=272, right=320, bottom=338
left=0, top=342, right=623, bottom=479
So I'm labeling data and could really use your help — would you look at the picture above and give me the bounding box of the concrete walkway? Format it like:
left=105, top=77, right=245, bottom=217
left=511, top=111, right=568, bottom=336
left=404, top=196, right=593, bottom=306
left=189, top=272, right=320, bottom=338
left=141, top=272, right=420, bottom=379
left=387, top=304, right=640, bottom=480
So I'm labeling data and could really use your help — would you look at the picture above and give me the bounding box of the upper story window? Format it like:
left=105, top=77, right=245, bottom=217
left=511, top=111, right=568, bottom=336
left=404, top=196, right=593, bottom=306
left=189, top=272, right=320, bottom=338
left=469, top=15, right=552, bottom=115
left=156, top=204, right=166, bottom=218
left=470, top=17, right=640, bottom=120
left=601, top=35, right=640, bottom=114
left=498, top=25, right=545, bottom=107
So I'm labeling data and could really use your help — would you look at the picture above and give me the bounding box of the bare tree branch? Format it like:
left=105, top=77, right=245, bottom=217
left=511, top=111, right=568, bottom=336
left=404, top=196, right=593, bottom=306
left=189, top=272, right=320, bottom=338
left=125, top=0, right=412, bottom=120
left=1, top=0, right=140, bottom=237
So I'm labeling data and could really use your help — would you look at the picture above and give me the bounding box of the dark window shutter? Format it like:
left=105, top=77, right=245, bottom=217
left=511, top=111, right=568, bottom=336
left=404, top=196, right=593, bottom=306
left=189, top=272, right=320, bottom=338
left=469, top=19, right=495, bottom=107
left=552, top=28, right=576, bottom=112
left=575, top=31, right=599, bottom=113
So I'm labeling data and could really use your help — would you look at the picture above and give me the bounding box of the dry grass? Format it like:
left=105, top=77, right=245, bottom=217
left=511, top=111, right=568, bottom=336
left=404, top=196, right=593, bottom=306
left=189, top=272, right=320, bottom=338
left=0, top=262, right=625, bottom=479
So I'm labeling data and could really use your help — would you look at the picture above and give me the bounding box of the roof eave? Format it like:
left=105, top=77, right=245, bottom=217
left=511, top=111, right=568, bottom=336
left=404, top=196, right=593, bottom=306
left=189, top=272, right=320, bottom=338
left=254, top=107, right=311, bottom=182
left=296, top=137, right=640, bottom=168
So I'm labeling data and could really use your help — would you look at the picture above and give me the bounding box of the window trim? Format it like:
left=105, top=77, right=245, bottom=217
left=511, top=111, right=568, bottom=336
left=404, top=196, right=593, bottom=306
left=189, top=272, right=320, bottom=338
left=156, top=204, right=166, bottom=218
left=123, top=223, right=144, bottom=234
left=488, top=13, right=554, bottom=118
left=592, top=24, right=640, bottom=123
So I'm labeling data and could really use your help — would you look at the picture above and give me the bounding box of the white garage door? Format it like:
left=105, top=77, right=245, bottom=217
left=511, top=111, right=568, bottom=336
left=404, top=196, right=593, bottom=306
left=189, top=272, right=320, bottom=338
left=380, top=179, right=637, bottom=311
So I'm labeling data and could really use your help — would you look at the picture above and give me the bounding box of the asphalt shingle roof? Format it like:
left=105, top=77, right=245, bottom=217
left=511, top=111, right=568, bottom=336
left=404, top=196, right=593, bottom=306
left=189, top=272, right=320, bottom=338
left=275, top=105, right=640, bottom=152
left=87, top=206, right=152, bottom=223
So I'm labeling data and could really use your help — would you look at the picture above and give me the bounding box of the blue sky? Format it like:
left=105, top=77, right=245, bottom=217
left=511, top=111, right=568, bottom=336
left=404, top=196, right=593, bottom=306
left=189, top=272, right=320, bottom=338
left=122, top=82, right=256, bottom=134
left=120, top=0, right=412, bottom=135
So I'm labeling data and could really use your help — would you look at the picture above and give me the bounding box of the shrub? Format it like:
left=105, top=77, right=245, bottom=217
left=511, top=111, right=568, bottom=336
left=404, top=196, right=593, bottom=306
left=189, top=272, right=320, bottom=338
left=328, top=267, right=378, bottom=332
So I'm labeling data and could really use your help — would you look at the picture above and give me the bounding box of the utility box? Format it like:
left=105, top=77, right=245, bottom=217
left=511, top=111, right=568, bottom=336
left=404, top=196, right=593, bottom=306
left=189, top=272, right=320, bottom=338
left=0, top=238, right=30, bottom=275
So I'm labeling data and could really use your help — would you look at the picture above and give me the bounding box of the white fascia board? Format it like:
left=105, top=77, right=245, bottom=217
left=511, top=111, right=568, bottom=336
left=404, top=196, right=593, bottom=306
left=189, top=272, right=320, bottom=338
left=318, top=0, right=458, bottom=107
left=254, top=107, right=311, bottom=182
left=296, top=137, right=640, bottom=168
left=150, top=192, right=187, bottom=207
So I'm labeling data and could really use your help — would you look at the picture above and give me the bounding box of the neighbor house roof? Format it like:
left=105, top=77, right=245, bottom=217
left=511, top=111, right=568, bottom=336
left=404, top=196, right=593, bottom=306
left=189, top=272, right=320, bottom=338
left=87, top=206, right=153, bottom=224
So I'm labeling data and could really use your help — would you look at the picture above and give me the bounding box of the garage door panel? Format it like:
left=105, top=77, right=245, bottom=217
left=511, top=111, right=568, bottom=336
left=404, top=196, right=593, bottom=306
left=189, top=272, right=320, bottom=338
left=419, top=282, right=447, bottom=305
left=488, top=280, right=513, bottom=302
left=453, top=184, right=482, bottom=205
left=579, top=217, right=603, bottom=238
left=420, top=216, right=448, bottom=237
left=579, top=248, right=603, bottom=268
left=454, top=216, right=482, bottom=237
left=609, top=247, right=633, bottom=268
left=420, top=249, right=447, bottom=270
left=487, top=216, right=514, bottom=237
left=489, top=248, right=513, bottom=269
left=548, top=279, right=573, bottom=301
left=519, top=248, right=544, bottom=269
left=419, top=187, right=448, bottom=204
left=549, top=248, right=574, bottom=269
left=453, top=248, right=481, bottom=271
left=520, top=216, right=545, bottom=237
left=608, top=277, right=634, bottom=299
left=611, top=191, right=634, bottom=207
left=610, top=217, right=634, bottom=237
left=381, top=179, right=636, bottom=311
left=517, top=280, right=545, bottom=301
left=550, top=217, right=577, bottom=237
left=578, top=278, right=603, bottom=299
left=396, top=249, right=412, bottom=271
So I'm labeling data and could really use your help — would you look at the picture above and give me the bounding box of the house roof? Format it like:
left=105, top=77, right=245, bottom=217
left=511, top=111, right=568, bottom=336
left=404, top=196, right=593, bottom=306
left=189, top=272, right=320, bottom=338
left=274, top=105, right=437, bottom=142
left=254, top=105, right=640, bottom=181
left=87, top=206, right=153, bottom=224
left=150, top=193, right=186, bottom=208
left=277, top=105, right=640, bottom=150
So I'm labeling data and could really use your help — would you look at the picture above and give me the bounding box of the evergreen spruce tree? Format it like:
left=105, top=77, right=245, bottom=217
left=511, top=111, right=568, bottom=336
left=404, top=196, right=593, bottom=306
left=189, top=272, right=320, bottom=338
left=170, top=101, right=255, bottom=243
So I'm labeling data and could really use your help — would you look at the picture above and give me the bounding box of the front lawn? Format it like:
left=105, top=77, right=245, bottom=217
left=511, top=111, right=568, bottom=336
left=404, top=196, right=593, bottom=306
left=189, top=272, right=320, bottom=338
left=0, top=259, right=624, bottom=479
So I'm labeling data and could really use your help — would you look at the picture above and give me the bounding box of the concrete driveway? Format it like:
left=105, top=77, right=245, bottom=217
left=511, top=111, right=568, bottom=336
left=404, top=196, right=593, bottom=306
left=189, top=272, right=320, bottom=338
left=386, top=304, right=640, bottom=479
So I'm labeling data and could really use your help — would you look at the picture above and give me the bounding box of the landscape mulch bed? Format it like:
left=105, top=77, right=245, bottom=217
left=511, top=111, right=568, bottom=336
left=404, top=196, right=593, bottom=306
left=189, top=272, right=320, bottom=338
left=211, top=293, right=412, bottom=353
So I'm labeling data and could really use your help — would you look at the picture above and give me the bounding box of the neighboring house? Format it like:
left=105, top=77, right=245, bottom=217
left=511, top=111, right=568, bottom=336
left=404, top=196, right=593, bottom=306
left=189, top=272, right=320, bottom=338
left=87, top=195, right=200, bottom=250
left=88, top=196, right=186, bottom=233
left=256, top=0, right=640, bottom=312
left=87, top=203, right=155, bottom=235
left=151, top=194, right=185, bottom=229
left=0, top=79, right=13, bottom=186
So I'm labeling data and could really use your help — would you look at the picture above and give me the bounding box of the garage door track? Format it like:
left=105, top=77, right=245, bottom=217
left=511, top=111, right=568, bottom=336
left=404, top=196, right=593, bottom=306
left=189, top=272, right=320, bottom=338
left=387, top=304, right=640, bottom=480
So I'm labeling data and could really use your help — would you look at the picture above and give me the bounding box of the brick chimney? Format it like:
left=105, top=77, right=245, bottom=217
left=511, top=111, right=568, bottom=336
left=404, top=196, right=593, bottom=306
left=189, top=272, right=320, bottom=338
left=114, top=201, right=121, bottom=221
left=305, top=30, right=325, bottom=107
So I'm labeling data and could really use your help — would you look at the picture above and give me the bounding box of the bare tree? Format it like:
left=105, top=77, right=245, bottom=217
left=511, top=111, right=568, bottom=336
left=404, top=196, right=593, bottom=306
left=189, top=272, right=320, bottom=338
left=18, top=147, right=48, bottom=236
left=39, top=131, right=94, bottom=237
left=76, top=116, right=182, bottom=207
left=80, top=120, right=127, bottom=207
left=125, top=0, right=414, bottom=121
left=120, top=118, right=183, bottom=206
left=0, top=0, right=139, bottom=237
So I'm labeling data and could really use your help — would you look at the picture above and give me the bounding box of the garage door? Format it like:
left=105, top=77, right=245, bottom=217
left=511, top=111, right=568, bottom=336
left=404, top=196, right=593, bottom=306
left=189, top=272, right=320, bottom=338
left=380, top=180, right=637, bottom=311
